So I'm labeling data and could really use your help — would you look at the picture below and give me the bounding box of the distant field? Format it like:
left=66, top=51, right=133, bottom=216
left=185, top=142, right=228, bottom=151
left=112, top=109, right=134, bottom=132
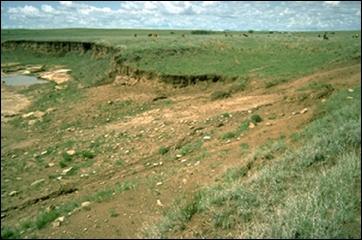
left=1, top=29, right=361, bottom=82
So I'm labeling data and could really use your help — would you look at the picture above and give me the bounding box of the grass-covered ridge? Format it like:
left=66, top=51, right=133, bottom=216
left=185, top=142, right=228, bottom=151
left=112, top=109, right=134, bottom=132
left=151, top=86, right=361, bottom=238
left=1, top=29, right=360, bottom=84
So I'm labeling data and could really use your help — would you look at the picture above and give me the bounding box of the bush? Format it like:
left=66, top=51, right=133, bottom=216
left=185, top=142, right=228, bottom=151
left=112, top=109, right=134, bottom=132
left=159, top=146, right=169, bottom=155
left=250, top=114, right=263, bottom=123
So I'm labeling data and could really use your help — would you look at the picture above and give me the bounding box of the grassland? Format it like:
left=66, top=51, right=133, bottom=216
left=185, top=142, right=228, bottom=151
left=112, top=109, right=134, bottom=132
left=1, top=29, right=360, bottom=239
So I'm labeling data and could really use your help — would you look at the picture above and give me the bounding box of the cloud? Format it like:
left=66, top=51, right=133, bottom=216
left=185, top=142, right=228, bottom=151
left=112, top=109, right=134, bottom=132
left=59, top=1, right=72, bottom=7
left=8, top=5, right=39, bottom=16
left=2, top=1, right=361, bottom=30
left=41, top=5, right=55, bottom=13
left=324, top=1, right=340, bottom=6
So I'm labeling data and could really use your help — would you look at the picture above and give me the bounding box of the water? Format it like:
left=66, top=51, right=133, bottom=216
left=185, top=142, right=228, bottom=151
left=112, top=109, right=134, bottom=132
left=1, top=75, right=49, bottom=86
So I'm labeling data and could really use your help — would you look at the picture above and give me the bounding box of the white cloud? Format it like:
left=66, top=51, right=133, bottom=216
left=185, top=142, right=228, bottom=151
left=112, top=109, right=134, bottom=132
left=202, top=1, right=218, bottom=7
left=59, top=1, right=72, bottom=7
left=324, top=1, right=340, bottom=6
left=356, top=10, right=360, bottom=16
left=8, top=5, right=39, bottom=16
left=41, top=5, right=55, bottom=13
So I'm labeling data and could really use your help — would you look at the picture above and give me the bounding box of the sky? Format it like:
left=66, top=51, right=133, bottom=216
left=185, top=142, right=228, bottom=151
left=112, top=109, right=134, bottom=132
left=1, top=1, right=361, bottom=31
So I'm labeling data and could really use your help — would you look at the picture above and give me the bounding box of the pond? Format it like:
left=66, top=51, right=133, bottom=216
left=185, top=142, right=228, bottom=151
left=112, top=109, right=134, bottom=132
left=1, top=75, right=49, bottom=86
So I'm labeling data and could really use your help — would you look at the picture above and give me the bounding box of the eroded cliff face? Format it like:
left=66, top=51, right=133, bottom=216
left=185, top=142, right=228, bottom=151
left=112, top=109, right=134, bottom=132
left=2, top=40, right=227, bottom=87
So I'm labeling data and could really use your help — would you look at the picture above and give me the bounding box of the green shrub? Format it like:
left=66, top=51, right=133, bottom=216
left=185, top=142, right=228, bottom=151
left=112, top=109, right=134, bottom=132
left=210, top=91, right=231, bottom=100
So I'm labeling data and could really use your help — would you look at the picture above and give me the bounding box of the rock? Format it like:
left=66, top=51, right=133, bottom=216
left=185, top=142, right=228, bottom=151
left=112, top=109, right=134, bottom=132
left=80, top=173, right=89, bottom=178
left=194, top=161, right=200, bottom=166
left=348, top=88, right=354, bottom=92
left=156, top=182, right=163, bottom=186
left=107, top=100, right=113, bottom=105
left=33, top=111, right=45, bottom=118
left=321, top=99, right=326, bottom=103
left=66, top=149, right=76, bottom=156
left=176, top=154, right=182, bottom=158
left=52, top=216, right=65, bottom=227
left=31, top=179, right=45, bottom=186
left=62, top=167, right=73, bottom=175
left=1, top=213, right=6, bottom=219
left=248, top=122, right=255, bottom=129
left=266, top=122, right=272, bottom=126
left=52, top=221, right=61, bottom=228
left=41, top=150, right=48, bottom=155
left=156, top=199, right=164, bottom=207
left=57, top=176, right=62, bottom=181
left=247, top=110, right=252, bottom=114
left=48, top=162, right=55, bottom=167
left=81, top=201, right=91, bottom=208
left=28, top=119, right=37, bottom=126
left=346, top=96, right=353, bottom=99
left=57, top=216, right=65, bottom=223
left=180, top=159, right=187, bottom=163
left=300, top=108, right=308, bottom=114
left=203, top=135, right=211, bottom=140
left=9, top=191, right=18, bottom=196
left=182, top=178, right=187, bottom=184
left=22, top=112, right=34, bottom=119
left=46, top=108, right=56, bottom=113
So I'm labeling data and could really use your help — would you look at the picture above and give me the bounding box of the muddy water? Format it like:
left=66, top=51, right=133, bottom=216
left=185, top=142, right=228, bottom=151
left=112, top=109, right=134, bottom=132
left=1, top=75, right=48, bottom=86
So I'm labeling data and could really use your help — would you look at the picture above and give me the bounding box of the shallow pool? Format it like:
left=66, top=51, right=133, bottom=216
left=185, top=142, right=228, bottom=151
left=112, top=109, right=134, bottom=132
left=1, top=75, right=49, bottom=86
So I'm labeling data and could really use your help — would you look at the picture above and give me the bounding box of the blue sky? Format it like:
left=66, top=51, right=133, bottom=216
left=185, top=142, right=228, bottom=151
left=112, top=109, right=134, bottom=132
left=1, top=1, right=361, bottom=31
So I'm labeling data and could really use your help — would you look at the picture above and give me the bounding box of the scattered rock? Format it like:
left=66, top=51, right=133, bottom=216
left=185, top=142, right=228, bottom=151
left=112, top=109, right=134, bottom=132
left=62, top=167, right=73, bottom=175
left=300, top=108, right=308, bottom=114
left=203, top=135, right=211, bottom=140
left=52, top=216, right=65, bottom=227
left=52, top=221, right=61, bottom=228
left=66, top=149, right=76, bottom=156
left=48, top=162, right=55, bottom=167
left=180, top=159, right=187, bottom=163
left=107, top=100, right=113, bottom=105
left=194, top=161, right=200, bottom=166
left=176, top=154, right=182, bottom=158
left=33, top=111, right=45, bottom=118
left=31, top=179, right=45, bottom=186
left=157, top=199, right=164, bottom=207
left=81, top=201, right=91, bottom=208
left=22, top=112, right=34, bottom=119
left=46, top=108, right=56, bottom=113
left=182, top=178, right=187, bottom=184
left=348, top=88, right=354, bottom=92
left=247, top=110, right=252, bottom=114
left=156, top=182, right=163, bottom=186
left=9, top=191, right=18, bottom=196
left=248, top=122, right=255, bottom=129
left=346, top=96, right=353, bottom=99
left=57, top=176, right=62, bottom=181
left=41, top=150, right=48, bottom=155
left=266, top=122, right=272, bottom=126
left=80, top=173, right=89, bottom=178
left=321, top=99, right=326, bottom=103
left=28, top=119, right=37, bottom=126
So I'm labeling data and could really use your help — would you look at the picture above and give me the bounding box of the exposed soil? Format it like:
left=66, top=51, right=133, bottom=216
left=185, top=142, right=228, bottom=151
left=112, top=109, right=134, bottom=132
left=1, top=58, right=360, bottom=238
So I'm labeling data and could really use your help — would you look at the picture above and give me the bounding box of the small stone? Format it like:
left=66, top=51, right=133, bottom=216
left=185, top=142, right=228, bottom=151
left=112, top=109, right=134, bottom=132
left=52, top=221, right=61, bottom=228
left=62, top=167, right=73, bottom=175
left=9, top=191, right=18, bottom=196
left=80, top=173, right=89, bottom=178
left=57, top=176, right=62, bottom=181
left=48, top=162, right=55, bottom=167
left=182, top=178, right=187, bottom=184
left=157, top=199, right=164, bottom=207
left=321, top=99, right=326, bottom=103
left=248, top=122, right=255, bottom=129
left=159, top=161, right=163, bottom=166
left=194, top=161, right=200, bottom=166
left=156, top=182, right=163, bottom=186
left=66, top=149, right=76, bottom=156
left=33, top=111, right=45, bottom=118
left=266, top=122, right=272, bottom=126
left=83, top=228, right=88, bottom=232
left=22, top=112, right=34, bottom=119
left=41, top=150, right=48, bottom=155
left=31, top=179, right=45, bottom=186
left=247, top=110, right=252, bottom=114
left=28, top=119, right=37, bottom=126
left=46, top=108, right=56, bottom=113
left=57, top=216, right=65, bottom=222
left=81, top=201, right=91, bottom=208
left=203, top=135, right=211, bottom=140
left=347, top=96, right=353, bottom=99
left=107, top=100, right=113, bottom=105
left=180, top=159, right=187, bottom=163
left=300, top=108, right=308, bottom=114
left=348, top=88, right=354, bottom=92
left=176, top=154, right=182, bottom=158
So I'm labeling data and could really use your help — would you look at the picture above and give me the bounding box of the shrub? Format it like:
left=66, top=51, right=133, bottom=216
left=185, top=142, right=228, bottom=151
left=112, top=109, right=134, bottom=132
left=210, top=91, right=231, bottom=100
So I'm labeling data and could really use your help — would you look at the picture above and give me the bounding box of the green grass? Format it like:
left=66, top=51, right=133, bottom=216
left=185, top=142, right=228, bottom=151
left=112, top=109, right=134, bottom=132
left=152, top=86, right=361, bottom=238
left=250, top=114, right=263, bottom=124
left=179, top=140, right=203, bottom=156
